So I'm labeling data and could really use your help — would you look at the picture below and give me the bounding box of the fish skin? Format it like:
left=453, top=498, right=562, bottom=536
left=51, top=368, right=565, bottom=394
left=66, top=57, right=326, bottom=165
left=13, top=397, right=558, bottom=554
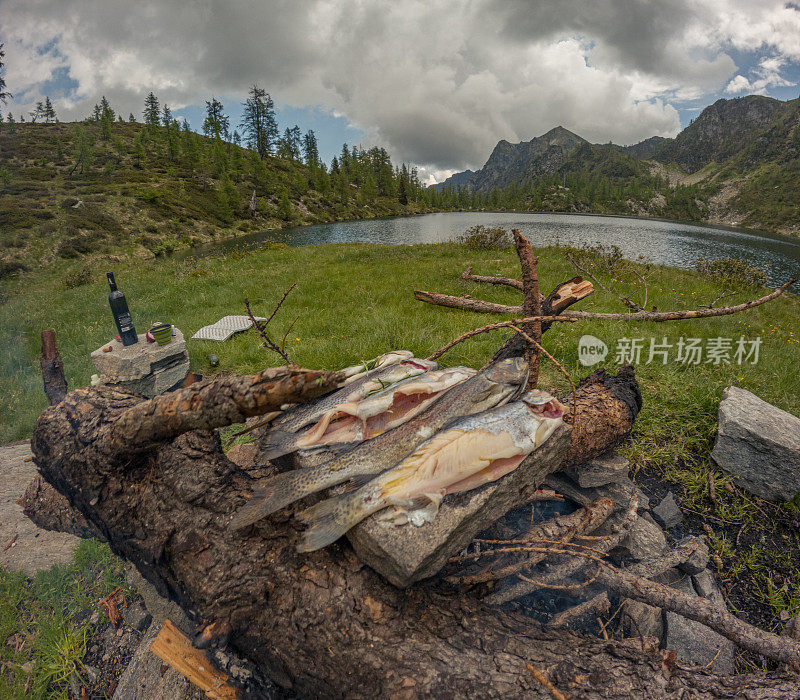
left=296, top=391, right=564, bottom=552
left=228, top=358, right=528, bottom=531
left=265, top=357, right=437, bottom=436
left=340, top=350, right=414, bottom=385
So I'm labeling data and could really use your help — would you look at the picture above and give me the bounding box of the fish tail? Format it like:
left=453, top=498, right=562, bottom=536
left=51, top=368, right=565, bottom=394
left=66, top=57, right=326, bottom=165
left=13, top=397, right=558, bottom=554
left=228, top=466, right=337, bottom=531
left=258, top=429, right=299, bottom=461
left=296, top=488, right=385, bottom=553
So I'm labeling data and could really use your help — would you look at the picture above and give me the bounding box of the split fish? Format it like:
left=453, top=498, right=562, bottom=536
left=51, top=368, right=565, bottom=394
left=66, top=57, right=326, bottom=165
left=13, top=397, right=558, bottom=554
left=228, top=357, right=529, bottom=531
left=263, top=355, right=436, bottom=437
left=262, top=366, right=476, bottom=460
left=295, top=389, right=565, bottom=552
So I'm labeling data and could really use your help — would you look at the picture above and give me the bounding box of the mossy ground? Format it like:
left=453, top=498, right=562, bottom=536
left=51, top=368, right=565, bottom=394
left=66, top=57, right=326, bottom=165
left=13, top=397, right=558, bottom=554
left=1, top=240, right=799, bottom=678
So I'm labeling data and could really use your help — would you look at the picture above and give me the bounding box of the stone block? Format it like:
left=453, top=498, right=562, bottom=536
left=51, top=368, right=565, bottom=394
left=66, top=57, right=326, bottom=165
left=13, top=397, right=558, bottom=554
left=711, top=386, right=800, bottom=502
left=619, top=512, right=667, bottom=561
left=652, top=491, right=683, bottom=529
left=91, top=328, right=189, bottom=397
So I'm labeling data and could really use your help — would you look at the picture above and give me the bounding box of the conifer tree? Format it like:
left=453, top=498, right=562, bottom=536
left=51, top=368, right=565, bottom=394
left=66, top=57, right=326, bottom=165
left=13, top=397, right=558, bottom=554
left=303, top=130, right=319, bottom=167
left=100, top=108, right=112, bottom=140
left=44, top=97, right=56, bottom=123
left=143, top=92, right=160, bottom=130
left=92, top=103, right=102, bottom=121
left=240, top=84, right=279, bottom=158
left=203, top=98, right=229, bottom=141
left=162, top=104, right=172, bottom=127
left=70, top=124, right=95, bottom=175
left=99, top=96, right=114, bottom=121
left=31, top=101, right=44, bottom=122
left=0, top=44, right=10, bottom=104
left=129, top=112, right=136, bottom=122
left=276, top=187, right=292, bottom=220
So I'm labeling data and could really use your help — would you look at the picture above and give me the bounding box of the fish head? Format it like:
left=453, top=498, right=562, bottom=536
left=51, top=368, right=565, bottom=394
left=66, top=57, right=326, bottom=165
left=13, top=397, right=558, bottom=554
left=520, top=389, right=567, bottom=419
left=481, top=357, right=529, bottom=392
left=374, top=350, right=414, bottom=368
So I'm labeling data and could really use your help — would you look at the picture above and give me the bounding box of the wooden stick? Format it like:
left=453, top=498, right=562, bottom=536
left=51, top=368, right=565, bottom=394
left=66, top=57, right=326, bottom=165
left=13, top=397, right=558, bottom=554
left=460, top=266, right=524, bottom=290
left=416, top=278, right=796, bottom=322
left=150, top=620, right=237, bottom=699
left=426, top=316, right=577, bottom=361
left=40, top=330, right=67, bottom=406
left=525, top=664, right=568, bottom=700
left=512, top=230, right=542, bottom=389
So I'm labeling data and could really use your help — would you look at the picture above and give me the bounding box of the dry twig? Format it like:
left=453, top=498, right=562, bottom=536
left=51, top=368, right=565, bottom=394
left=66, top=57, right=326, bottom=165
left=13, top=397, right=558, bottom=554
left=244, top=283, right=297, bottom=364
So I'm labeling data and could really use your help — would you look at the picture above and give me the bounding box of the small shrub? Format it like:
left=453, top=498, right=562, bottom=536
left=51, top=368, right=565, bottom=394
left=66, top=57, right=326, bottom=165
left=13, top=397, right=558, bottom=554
left=57, top=235, right=96, bottom=258
left=135, top=188, right=161, bottom=203
left=457, top=225, right=512, bottom=249
left=696, top=257, right=767, bottom=287
left=0, top=260, right=28, bottom=279
left=62, top=266, right=93, bottom=288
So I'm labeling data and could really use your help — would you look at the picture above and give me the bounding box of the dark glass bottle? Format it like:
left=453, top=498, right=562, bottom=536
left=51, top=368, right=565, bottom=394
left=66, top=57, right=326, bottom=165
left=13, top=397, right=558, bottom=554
left=107, top=272, right=138, bottom=346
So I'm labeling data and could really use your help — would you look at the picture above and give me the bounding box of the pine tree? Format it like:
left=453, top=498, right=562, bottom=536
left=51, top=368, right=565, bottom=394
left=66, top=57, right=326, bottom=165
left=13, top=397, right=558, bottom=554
left=162, top=104, right=172, bottom=127
left=143, top=92, right=160, bottom=130
left=6, top=112, right=15, bottom=134
left=99, top=96, right=114, bottom=121
left=203, top=98, right=229, bottom=141
left=240, top=85, right=279, bottom=158
left=276, top=187, right=292, bottom=220
left=398, top=163, right=410, bottom=205
left=31, top=101, right=44, bottom=122
left=303, top=130, right=319, bottom=167
left=232, top=129, right=241, bottom=146
left=100, top=109, right=112, bottom=140
left=129, top=112, right=136, bottom=122
left=92, top=103, right=102, bottom=122
left=44, top=97, right=56, bottom=123
left=132, top=129, right=146, bottom=168
left=70, top=124, right=95, bottom=175
left=0, top=44, right=11, bottom=104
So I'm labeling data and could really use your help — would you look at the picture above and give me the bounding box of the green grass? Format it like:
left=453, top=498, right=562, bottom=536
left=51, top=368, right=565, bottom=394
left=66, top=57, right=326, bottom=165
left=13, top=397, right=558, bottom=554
left=0, top=539, right=127, bottom=699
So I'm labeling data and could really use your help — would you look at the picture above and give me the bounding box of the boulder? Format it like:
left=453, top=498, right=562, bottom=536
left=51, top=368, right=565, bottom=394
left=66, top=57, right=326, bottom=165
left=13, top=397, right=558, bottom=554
left=663, top=572, right=736, bottom=674
left=91, top=329, right=190, bottom=398
left=564, top=450, right=630, bottom=488
left=347, top=425, right=572, bottom=588
left=711, top=386, right=800, bottom=502
left=619, top=513, right=667, bottom=561
left=652, top=491, right=683, bottom=529
left=621, top=599, right=663, bottom=641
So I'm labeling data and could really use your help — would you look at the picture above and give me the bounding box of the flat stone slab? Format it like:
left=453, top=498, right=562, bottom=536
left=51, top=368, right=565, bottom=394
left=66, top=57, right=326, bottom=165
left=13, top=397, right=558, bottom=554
left=652, top=491, right=683, bottom=529
left=564, top=450, right=630, bottom=488
left=91, top=328, right=186, bottom=381
left=0, top=441, right=80, bottom=575
left=711, top=386, right=800, bottom=502
left=91, top=329, right=189, bottom=397
left=346, top=425, right=572, bottom=588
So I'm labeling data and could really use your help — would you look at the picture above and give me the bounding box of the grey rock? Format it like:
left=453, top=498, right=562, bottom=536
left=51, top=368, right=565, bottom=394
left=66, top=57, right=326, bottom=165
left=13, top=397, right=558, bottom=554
left=711, top=386, right=800, bottom=502
left=91, top=328, right=189, bottom=397
left=691, top=569, right=727, bottom=609
left=348, top=425, right=572, bottom=588
left=652, top=491, right=683, bottom=529
left=619, top=513, right=667, bottom=561
left=124, top=600, right=152, bottom=632
left=112, top=622, right=203, bottom=700
left=545, top=473, right=649, bottom=512
left=564, top=450, right=630, bottom=488
left=675, top=536, right=709, bottom=575
left=621, top=599, right=663, bottom=641
left=124, top=563, right=193, bottom=636
left=664, top=573, right=736, bottom=674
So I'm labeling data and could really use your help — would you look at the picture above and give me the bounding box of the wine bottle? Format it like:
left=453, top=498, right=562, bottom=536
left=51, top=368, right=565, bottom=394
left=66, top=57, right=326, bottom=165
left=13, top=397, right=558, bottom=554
left=107, top=272, right=138, bottom=346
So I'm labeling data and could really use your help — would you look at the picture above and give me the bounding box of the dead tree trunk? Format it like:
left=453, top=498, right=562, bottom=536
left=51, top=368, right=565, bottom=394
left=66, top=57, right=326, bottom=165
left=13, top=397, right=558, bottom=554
left=40, top=330, right=67, bottom=406
left=24, top=365, right=799, bottom=697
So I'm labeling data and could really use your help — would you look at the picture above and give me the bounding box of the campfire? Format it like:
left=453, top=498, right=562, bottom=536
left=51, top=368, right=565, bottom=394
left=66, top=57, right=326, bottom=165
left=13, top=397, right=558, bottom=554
left=22, top=231, right=800, bottom=697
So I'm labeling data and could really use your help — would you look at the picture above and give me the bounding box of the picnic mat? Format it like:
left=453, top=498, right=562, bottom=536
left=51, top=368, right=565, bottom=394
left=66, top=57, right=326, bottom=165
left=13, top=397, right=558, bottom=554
left=191, top=315, right=267, bottom=342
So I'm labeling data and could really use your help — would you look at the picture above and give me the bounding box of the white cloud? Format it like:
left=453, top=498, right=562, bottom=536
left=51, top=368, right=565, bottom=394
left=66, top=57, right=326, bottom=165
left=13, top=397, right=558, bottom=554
left=1, top=0, right=798, bottom=170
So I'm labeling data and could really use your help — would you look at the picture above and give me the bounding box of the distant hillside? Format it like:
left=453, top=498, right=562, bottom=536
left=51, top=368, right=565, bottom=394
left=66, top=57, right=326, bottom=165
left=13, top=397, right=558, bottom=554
left=434, top=94, right=800, bottom=236
left=437, top=126, right=587, bottom=192
left=0, top=120, right=429, bottom=279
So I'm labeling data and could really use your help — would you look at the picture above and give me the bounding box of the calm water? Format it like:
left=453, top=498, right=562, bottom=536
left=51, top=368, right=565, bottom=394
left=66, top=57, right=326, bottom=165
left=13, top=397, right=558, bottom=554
left=202, top=212, right=800, bottom=289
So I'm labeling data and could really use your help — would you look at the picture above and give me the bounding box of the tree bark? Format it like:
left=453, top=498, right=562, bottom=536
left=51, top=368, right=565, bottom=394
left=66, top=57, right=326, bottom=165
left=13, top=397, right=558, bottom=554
left=40, top=329, right=68, bottom=406
left=23, top=364, right=799, bottom=697
left=512, top=230, right=543, bottom=389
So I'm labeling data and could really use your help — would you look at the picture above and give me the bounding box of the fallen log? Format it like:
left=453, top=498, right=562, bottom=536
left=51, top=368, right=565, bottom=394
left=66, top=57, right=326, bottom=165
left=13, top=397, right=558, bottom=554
left=24, top=365, right=800, bottom=697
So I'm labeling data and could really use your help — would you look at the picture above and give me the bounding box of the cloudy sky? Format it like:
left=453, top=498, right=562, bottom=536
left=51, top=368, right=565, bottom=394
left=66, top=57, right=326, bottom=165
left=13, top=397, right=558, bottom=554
left=2, top=0, right=799, bottom=182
